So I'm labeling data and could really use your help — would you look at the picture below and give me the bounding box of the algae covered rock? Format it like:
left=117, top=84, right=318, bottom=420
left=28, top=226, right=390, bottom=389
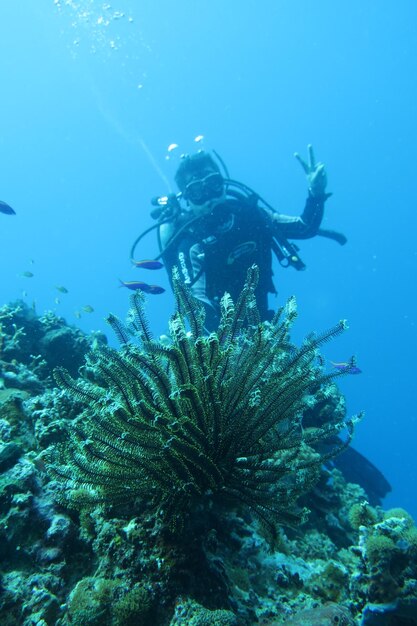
left=359, top=510, right=417, bottom=602
left=0, top=300, right=105, bottom=385
left=66, top=577, right=155, bottom=626
left=169, top=598, right=238, bottom=626
left=0, top=442, right=22, bottom=472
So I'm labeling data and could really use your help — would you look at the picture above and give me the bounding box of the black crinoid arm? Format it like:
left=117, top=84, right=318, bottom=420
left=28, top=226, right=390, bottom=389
left=47, top=265, right=360, bottom=539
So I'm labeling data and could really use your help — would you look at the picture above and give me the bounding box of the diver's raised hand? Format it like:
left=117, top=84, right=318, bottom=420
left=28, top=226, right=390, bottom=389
left=294, top=144, right=327, bottom=198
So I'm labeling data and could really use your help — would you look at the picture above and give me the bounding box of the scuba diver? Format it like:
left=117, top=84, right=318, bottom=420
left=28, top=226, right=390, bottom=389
left=151, top=145, right=345, bottom=331
left=129, top=145, right=391, bottom=505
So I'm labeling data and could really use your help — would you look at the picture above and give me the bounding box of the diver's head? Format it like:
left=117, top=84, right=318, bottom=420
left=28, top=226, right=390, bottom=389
left=175, top=152, right=225, bottom=215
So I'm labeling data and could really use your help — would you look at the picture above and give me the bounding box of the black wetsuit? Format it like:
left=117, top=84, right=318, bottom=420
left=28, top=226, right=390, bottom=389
left=160, top=191, right=326, bottom=330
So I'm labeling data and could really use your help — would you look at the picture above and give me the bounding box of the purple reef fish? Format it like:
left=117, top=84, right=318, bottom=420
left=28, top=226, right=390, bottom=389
left=331, top=359, right=362, bottom=375
left=0, top=200, right=16, bottom=215
left=119, top=279, right=165, bottom=294
left=131, top=259, right=164, bottom=270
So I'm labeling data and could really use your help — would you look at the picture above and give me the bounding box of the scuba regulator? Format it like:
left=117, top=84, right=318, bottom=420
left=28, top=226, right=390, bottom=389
left=150, top=193, right=182, bottom=221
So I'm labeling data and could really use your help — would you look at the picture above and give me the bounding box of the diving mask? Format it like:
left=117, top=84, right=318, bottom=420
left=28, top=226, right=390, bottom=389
left=184, top=172, right=224, bottom=205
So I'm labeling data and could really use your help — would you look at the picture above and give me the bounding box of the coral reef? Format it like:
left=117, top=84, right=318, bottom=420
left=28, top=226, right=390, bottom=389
left=0, top=274, right=416, bottom=625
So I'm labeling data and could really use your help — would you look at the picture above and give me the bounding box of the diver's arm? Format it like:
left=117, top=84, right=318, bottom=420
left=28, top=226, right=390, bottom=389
left=159, top=221, right=176, bottom=250
left=158, top=220, right=183, bottom=289
left=270, top=144, right=330, bottom=239
left=271, top=191, right=328, bottom=239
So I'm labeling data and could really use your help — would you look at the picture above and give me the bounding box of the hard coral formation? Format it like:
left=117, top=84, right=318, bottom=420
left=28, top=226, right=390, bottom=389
left=170, top=597, right=238, bottom=625
left=0, top=300, right=105, bottom=389
left=357, top=509, right=417, bottom=608
left=47, top=266, right=356, bottom=538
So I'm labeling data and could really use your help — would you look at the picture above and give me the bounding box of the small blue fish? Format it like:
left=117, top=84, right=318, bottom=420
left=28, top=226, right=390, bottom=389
left=331, top=359, right=362, bottom=375
left=55, top=285, right=69, bottom=294
left=131, top=259, right=164, bottom=270
left=119, top=279, right=165, bottom=294
left=120, top=279, right=152, bottom=292
left=147, top=284, right=166, bottom=295
left=0, top=200, right=15, bottom=215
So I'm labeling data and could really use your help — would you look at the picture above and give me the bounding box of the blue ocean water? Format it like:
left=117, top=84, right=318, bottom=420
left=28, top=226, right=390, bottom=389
left=0, top=1, right=416, bottom=519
